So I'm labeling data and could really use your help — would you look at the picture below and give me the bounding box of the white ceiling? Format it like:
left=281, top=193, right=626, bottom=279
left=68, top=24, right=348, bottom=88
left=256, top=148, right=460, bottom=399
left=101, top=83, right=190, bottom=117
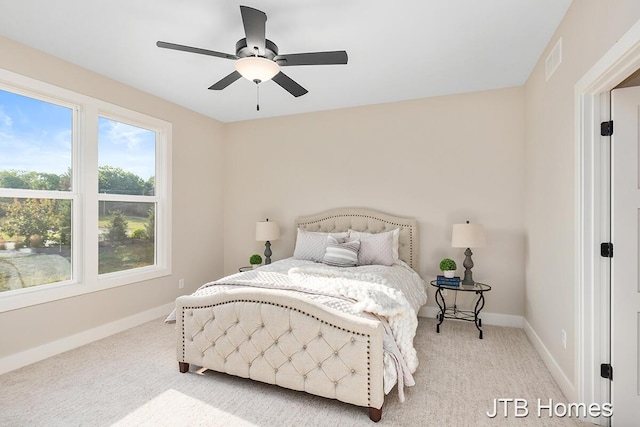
left=0, top=0, right=572, bottom=123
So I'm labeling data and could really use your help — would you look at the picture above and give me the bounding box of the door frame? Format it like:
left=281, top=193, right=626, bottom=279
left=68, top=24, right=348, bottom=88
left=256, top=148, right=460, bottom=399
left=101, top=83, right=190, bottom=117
left=576, top=18, right=640, bottom=424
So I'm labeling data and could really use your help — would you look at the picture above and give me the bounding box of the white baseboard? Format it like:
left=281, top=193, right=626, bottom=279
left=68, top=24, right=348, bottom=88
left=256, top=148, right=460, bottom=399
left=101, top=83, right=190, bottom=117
left=0, top=302, right=174, bottom=376
left=523, top=318, right=577, bottom=402
left=418, top=305, right=524, bottom=328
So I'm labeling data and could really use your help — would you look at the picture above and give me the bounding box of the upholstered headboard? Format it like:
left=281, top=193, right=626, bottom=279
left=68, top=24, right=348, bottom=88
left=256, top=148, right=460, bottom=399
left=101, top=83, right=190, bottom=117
left=295, top=208, right=419, bottom=270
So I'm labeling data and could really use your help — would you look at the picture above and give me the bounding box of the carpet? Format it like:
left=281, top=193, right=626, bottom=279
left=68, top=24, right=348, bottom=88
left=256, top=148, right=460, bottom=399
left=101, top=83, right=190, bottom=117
left=0, top=317, right=584, bottom=426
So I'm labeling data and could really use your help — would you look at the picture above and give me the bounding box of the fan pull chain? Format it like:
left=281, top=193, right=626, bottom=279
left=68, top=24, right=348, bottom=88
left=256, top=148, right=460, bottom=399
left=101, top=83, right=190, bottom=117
left=253, top=46, right=260, bottom=111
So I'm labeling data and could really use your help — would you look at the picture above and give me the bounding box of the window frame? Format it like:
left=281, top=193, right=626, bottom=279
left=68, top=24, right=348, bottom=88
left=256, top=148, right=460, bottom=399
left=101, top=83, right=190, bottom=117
left=0, top=69, right=172, bottom=313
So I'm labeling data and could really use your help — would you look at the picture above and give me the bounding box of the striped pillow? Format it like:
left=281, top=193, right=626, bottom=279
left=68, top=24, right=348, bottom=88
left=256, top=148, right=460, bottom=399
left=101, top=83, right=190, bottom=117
left=323, top=235, right=360, bottom=267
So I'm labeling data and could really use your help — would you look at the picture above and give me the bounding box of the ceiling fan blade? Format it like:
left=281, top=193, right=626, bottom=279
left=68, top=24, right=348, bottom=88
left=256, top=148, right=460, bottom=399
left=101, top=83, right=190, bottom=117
left=208, top=71, right=242, bottom=90
left=275, top=51, right=348, bottom=66
left=156, top=41, right=237, bottom=60
left=240, top=6, right=267, bottom=56
left=272, top=72, right=308, bottom=97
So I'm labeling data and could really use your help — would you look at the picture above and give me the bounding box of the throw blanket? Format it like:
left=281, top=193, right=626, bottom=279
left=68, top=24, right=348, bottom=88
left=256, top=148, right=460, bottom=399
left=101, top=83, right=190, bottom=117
left=288, top=266, right=419, bottom=373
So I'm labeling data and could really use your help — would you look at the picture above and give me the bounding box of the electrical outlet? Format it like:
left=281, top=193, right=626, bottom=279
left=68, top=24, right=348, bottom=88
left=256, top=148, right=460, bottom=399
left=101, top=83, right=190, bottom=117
left=561, top=329, right=567, bottom=349
left=178, top=279, right=184, bottom=289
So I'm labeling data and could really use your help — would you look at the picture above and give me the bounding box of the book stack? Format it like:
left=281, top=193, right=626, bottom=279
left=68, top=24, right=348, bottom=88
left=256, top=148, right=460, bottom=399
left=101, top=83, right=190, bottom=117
left=436, top=275, right=461, bottom=286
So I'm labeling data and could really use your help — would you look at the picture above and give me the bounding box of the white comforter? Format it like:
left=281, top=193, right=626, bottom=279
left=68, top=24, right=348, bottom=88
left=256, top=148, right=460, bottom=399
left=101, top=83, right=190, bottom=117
left=168, top=258, right=427, bottom=400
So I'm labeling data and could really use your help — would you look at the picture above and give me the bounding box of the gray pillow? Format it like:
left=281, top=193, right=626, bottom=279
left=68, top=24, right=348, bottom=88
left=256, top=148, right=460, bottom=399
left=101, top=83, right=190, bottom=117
left=293, top=229, right=349, bottom=262
left=348, top=230, right=395, bottom=266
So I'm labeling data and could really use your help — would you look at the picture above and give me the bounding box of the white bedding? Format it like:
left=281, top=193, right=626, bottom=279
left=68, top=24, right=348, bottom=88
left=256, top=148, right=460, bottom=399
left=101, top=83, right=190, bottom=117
left=168, top=257, right=427, bottom=400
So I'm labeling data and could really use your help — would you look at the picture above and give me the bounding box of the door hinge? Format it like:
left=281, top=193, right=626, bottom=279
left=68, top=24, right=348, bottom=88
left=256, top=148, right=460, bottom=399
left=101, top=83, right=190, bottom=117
left=600, top=242, right=613, bottom=258
left=600, top=363, right=613, bottom=381
left=601, top=120, right=613, bottom=136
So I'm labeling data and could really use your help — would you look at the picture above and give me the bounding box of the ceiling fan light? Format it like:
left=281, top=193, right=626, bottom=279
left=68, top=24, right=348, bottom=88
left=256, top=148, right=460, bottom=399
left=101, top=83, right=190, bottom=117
left=235, top=57, right=280, bottom=82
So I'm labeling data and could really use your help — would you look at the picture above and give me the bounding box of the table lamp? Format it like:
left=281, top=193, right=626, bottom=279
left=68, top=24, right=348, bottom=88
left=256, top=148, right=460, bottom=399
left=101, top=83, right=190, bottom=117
left=255, top=218, right=280, bottom=264
left=452, top=221, right=485, bottom=285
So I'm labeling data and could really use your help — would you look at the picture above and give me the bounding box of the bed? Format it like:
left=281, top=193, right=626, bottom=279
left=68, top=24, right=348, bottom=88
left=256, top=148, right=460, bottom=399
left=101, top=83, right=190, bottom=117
left=172, top=208, right=426, bottom=421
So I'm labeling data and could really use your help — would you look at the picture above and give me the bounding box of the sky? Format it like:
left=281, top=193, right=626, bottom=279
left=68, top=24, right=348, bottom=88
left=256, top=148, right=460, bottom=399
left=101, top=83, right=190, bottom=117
left=0, top=88, right=156, bottom=181
left=98, top=117, right=156, bottom=181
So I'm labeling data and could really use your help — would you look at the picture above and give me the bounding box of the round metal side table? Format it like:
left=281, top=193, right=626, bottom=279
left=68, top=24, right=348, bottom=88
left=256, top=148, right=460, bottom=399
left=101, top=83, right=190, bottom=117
left=430, top=280, right=492, bottom=339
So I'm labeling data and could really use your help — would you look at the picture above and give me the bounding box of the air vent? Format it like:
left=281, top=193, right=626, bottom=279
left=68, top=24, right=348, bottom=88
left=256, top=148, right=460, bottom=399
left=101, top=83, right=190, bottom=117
left=545, top=38, right=562, bottom=82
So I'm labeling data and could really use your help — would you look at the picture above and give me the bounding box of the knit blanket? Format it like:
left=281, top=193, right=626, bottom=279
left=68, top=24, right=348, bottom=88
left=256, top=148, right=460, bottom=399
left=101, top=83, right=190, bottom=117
left=287, top=266, right=419, bottom=374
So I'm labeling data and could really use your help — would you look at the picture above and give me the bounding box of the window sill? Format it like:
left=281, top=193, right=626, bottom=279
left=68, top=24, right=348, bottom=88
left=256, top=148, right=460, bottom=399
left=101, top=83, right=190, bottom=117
left=0, top=266, right=171, bottom=313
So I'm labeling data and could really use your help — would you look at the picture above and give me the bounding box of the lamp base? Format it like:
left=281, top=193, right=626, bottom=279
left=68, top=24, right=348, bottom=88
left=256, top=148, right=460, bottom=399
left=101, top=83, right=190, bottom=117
left=462, top=271, right=474, bottom=286
left=264, top=241, right=272, bottom=265
left=462, top=247, right=475, bottom=286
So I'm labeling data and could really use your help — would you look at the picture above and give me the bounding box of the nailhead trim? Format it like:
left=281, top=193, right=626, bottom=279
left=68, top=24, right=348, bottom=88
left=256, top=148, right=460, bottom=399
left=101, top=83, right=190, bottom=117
left=296, top=212, right=416, bottom=268
left=181, top=312, right=186, bottom=363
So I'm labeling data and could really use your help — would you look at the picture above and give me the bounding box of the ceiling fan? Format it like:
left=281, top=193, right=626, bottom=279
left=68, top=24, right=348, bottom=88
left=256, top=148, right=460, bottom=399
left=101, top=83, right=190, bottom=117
left=156, top=5, right=348, bottom=99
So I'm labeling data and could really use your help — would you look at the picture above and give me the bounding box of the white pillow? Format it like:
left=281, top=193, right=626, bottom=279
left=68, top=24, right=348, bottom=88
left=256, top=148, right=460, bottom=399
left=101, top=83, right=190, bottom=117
left=348, top=228, right=400, bottom=266
left=293, top=229, right=349, bottom=262
left=323, top=235, right=360, bottom=267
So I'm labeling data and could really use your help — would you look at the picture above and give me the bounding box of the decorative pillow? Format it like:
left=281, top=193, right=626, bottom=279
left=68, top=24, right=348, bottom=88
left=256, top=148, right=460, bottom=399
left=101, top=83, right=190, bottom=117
left=293, top=229, right=349, bottom=262
left=348, top=228, right=399, bottom=266
left=323, top=235, right=360, bottom=267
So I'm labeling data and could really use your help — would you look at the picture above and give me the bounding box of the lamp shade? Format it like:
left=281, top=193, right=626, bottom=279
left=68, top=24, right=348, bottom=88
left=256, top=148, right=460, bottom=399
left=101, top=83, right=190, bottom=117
left=452, top=223, right=485, bottom=248
left=235, top=57, right=280, bottom=82
left=256, top=220, right=280, bottom=241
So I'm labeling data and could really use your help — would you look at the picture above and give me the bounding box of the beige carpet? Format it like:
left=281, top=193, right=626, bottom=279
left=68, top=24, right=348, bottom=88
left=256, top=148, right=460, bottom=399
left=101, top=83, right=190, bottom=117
left=0, top=317, right=585, bottom=426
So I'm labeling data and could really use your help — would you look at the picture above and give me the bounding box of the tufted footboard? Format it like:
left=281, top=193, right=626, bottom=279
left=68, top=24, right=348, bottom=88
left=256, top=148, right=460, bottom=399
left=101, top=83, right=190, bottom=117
left=175, top=287, right=385, bottom=421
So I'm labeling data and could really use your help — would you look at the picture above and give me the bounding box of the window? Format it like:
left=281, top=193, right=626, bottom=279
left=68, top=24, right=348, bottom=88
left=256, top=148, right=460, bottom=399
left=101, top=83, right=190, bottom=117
left=0, top=89, right=75, bottom=292
left=98, top=117, right=157, bottom=275
left=0, top=70, right=171, bottom=311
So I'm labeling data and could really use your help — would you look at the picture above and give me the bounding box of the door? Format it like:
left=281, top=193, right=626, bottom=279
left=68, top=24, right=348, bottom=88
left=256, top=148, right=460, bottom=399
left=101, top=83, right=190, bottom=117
left=611, top=86, right=640, bottom=424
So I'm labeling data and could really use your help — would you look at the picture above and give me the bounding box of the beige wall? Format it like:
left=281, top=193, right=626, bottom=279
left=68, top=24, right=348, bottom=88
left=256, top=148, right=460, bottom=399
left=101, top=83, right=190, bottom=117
left=224, top=88, right=526, bottom=317
left=524, top=0, right=640, bottom=397
left=0, top=36, right=226, bottom=358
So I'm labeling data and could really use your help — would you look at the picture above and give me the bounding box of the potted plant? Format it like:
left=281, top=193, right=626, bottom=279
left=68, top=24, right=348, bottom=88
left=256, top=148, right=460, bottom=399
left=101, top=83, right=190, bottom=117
left=439, top=258, right=457, bottom=278
left=249, top=253, right=263, bottom=268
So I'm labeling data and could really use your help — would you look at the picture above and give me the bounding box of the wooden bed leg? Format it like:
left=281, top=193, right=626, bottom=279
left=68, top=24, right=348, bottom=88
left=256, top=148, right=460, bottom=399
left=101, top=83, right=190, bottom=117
left=368, top=406, right=382, bottom=422
left=178, top=362, right=189, bottom=373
